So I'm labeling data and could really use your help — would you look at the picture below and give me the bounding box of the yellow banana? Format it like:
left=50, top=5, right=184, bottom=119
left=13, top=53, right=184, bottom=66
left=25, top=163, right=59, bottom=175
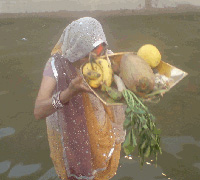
left=83, top=69, right=101, bottom=80
left=82, top=62, right=103, bottom=88
left=95, top=58, right=113, bottom=91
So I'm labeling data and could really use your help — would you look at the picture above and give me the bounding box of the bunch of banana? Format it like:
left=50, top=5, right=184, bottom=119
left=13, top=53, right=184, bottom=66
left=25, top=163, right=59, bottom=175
left=95, top=58, right=113, bottom=91
left=82, top=62, right=103, bottom=88
left=82, top=57, right=113, bottom=89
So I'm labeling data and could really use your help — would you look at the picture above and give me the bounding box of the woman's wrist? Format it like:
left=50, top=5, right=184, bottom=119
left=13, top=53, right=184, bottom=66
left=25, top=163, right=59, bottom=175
left=60, top=87, right=75, bottom=104
left=52, top=91, right=64, bottom=109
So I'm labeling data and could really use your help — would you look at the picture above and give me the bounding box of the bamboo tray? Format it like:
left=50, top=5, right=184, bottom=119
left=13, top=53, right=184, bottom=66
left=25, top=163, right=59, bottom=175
left=80, top=52, right=188, bottom=106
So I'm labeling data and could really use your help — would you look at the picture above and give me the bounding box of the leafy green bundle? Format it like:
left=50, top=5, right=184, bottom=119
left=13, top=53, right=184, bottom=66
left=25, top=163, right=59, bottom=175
left=122, top=89, right=162, bottom=166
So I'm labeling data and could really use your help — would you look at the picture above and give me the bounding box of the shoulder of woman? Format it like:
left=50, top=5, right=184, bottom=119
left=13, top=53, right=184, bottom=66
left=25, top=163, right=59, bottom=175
left=43, top=57, right=55, bottom=78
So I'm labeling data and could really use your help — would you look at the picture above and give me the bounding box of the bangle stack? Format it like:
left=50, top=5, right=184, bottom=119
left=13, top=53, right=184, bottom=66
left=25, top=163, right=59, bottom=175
left=52, top=91, right=64, bottom=110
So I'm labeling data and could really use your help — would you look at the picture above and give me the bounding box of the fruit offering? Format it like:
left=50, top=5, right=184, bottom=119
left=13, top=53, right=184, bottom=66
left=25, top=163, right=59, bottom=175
left=119, top=53, right=155, bottom=97
left=137, top=44, right=161, bottom=68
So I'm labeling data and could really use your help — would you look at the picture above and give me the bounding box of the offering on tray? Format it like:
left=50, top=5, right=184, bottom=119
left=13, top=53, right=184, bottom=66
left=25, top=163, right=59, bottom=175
left=80, top=51, right=187, bottom=105
left=80, top=48, right=188, bottom=166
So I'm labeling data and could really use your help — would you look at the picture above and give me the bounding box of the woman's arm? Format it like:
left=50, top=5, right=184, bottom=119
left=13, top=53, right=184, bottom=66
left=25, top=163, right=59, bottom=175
left=34, top=76, right=91, bottom=120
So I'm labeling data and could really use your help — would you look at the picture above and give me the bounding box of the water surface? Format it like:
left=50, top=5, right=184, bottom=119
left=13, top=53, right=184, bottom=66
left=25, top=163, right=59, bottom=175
left=0, top=12, right=200, bottom=180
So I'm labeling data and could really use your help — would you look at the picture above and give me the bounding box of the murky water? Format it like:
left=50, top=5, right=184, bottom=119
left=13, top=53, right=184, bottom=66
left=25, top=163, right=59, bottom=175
left=0, top=12, right=200, bottom=180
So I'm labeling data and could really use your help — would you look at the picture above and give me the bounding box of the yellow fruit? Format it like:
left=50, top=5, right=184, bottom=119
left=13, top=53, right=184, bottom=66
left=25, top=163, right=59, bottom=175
left=83, top=69, right=101, bottom=80
left=82, top=63, right=103, bottom=88
left=137, top=44, right=161, bottom=68
left=95, top=58, right=113, bottom=91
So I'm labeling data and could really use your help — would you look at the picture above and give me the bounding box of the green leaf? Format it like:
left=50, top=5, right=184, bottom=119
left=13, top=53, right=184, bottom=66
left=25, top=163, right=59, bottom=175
left=133, top=108, right=146, bottom=114
left=144, top=146, right=151, bottom=158
left=151, top=134, right=156, bottom=141
left=139, top=116, right=147, bottom=124
left=143, top=124, right=148, bottom=129
left=129, top=101, right=135, bottom=109
left=127, top=113, right=131, bottom=118
left=151, top=139, right=157, bottom=146
left=130, top=113, right=133, bottom=121
left=138, top=125, right=142, bottom=133
left=123, top=118, right=131, bottom=129
left=149, top=121, right=154, bottom=130
left=159, top=146, right=162, bottom=154
left=153, top=128, right=161, bottom=135
left=141, top=140, right=147, bottom=150
left=123, top=131, right=135, bottom=155
left=146, top=89, right=169, bottom=97
left=126, top=108, right=132, bottom=114
left=124, top=145, right=135, bottom=155
left=149, top=114, right=156, bottom=121
left=131, top=129, right=137, bottom=146
left=123, top=131, right=131, bottom=148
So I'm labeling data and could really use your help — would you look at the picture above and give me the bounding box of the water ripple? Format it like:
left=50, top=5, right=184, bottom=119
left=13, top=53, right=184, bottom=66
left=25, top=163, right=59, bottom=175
left=0, top=127, right=15, bottom=139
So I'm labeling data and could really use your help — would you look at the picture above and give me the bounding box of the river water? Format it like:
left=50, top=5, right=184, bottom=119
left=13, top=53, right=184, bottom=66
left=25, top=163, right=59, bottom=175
left=0, top=12, right=200, bottom=180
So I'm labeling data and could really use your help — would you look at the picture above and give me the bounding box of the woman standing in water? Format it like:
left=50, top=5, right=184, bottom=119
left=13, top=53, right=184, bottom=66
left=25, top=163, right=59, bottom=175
left=34, top=17, right=125, bottom=180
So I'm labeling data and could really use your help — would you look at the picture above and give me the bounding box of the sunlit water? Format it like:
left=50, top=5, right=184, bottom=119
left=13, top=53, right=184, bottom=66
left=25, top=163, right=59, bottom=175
left=0, top=12, right=200, bottom=180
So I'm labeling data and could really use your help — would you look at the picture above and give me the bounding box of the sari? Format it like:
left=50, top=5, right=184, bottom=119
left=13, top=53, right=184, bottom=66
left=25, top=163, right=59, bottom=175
left=45, top=17, right=125, bottom=180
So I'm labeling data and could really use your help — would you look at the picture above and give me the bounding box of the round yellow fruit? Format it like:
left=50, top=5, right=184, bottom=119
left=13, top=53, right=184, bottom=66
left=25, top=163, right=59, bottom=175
left=137, top=44, right=161, bottom=68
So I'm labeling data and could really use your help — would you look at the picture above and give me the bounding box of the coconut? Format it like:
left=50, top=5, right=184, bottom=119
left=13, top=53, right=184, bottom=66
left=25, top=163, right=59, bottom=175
left=119, top=53, right=155, bottom=96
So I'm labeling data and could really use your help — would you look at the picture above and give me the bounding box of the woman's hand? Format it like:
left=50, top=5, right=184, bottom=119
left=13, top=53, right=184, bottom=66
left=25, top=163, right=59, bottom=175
left=68, top=76, right=92, bottom=95
left=34, top=75, right=92, bottom=120
left=60, top=76, right=92, bottom=105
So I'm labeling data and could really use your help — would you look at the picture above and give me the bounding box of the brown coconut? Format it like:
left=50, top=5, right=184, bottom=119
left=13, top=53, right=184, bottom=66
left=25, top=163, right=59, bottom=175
left=119, top=53, right=155, bottom=96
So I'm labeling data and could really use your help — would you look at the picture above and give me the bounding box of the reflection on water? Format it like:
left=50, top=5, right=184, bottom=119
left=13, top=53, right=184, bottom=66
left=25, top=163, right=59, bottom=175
left=0, top=127, right=15, bottom=139
left=0, top=160, right=11, bottom=174
left=161, top=136, right=200, bottom=159
left=38, top=167, right=60, bottom=180
left=8, top=163, right=41, bottom=178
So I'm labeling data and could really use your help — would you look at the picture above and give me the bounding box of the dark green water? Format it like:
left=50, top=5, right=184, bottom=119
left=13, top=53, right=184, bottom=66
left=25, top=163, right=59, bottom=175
left=0, top=12, right=200, bottom=180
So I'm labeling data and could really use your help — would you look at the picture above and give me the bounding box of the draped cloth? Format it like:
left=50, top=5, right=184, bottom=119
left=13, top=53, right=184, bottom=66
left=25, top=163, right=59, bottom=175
left=45, top=17, right=125, bottom=180
left=51, top=17, right=107, bottom=62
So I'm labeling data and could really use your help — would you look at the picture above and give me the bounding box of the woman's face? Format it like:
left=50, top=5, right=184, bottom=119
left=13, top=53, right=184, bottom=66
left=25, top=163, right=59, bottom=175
left=73, top=43, right=106, bottom=69
left=92, top=43, right=106, bottom=57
